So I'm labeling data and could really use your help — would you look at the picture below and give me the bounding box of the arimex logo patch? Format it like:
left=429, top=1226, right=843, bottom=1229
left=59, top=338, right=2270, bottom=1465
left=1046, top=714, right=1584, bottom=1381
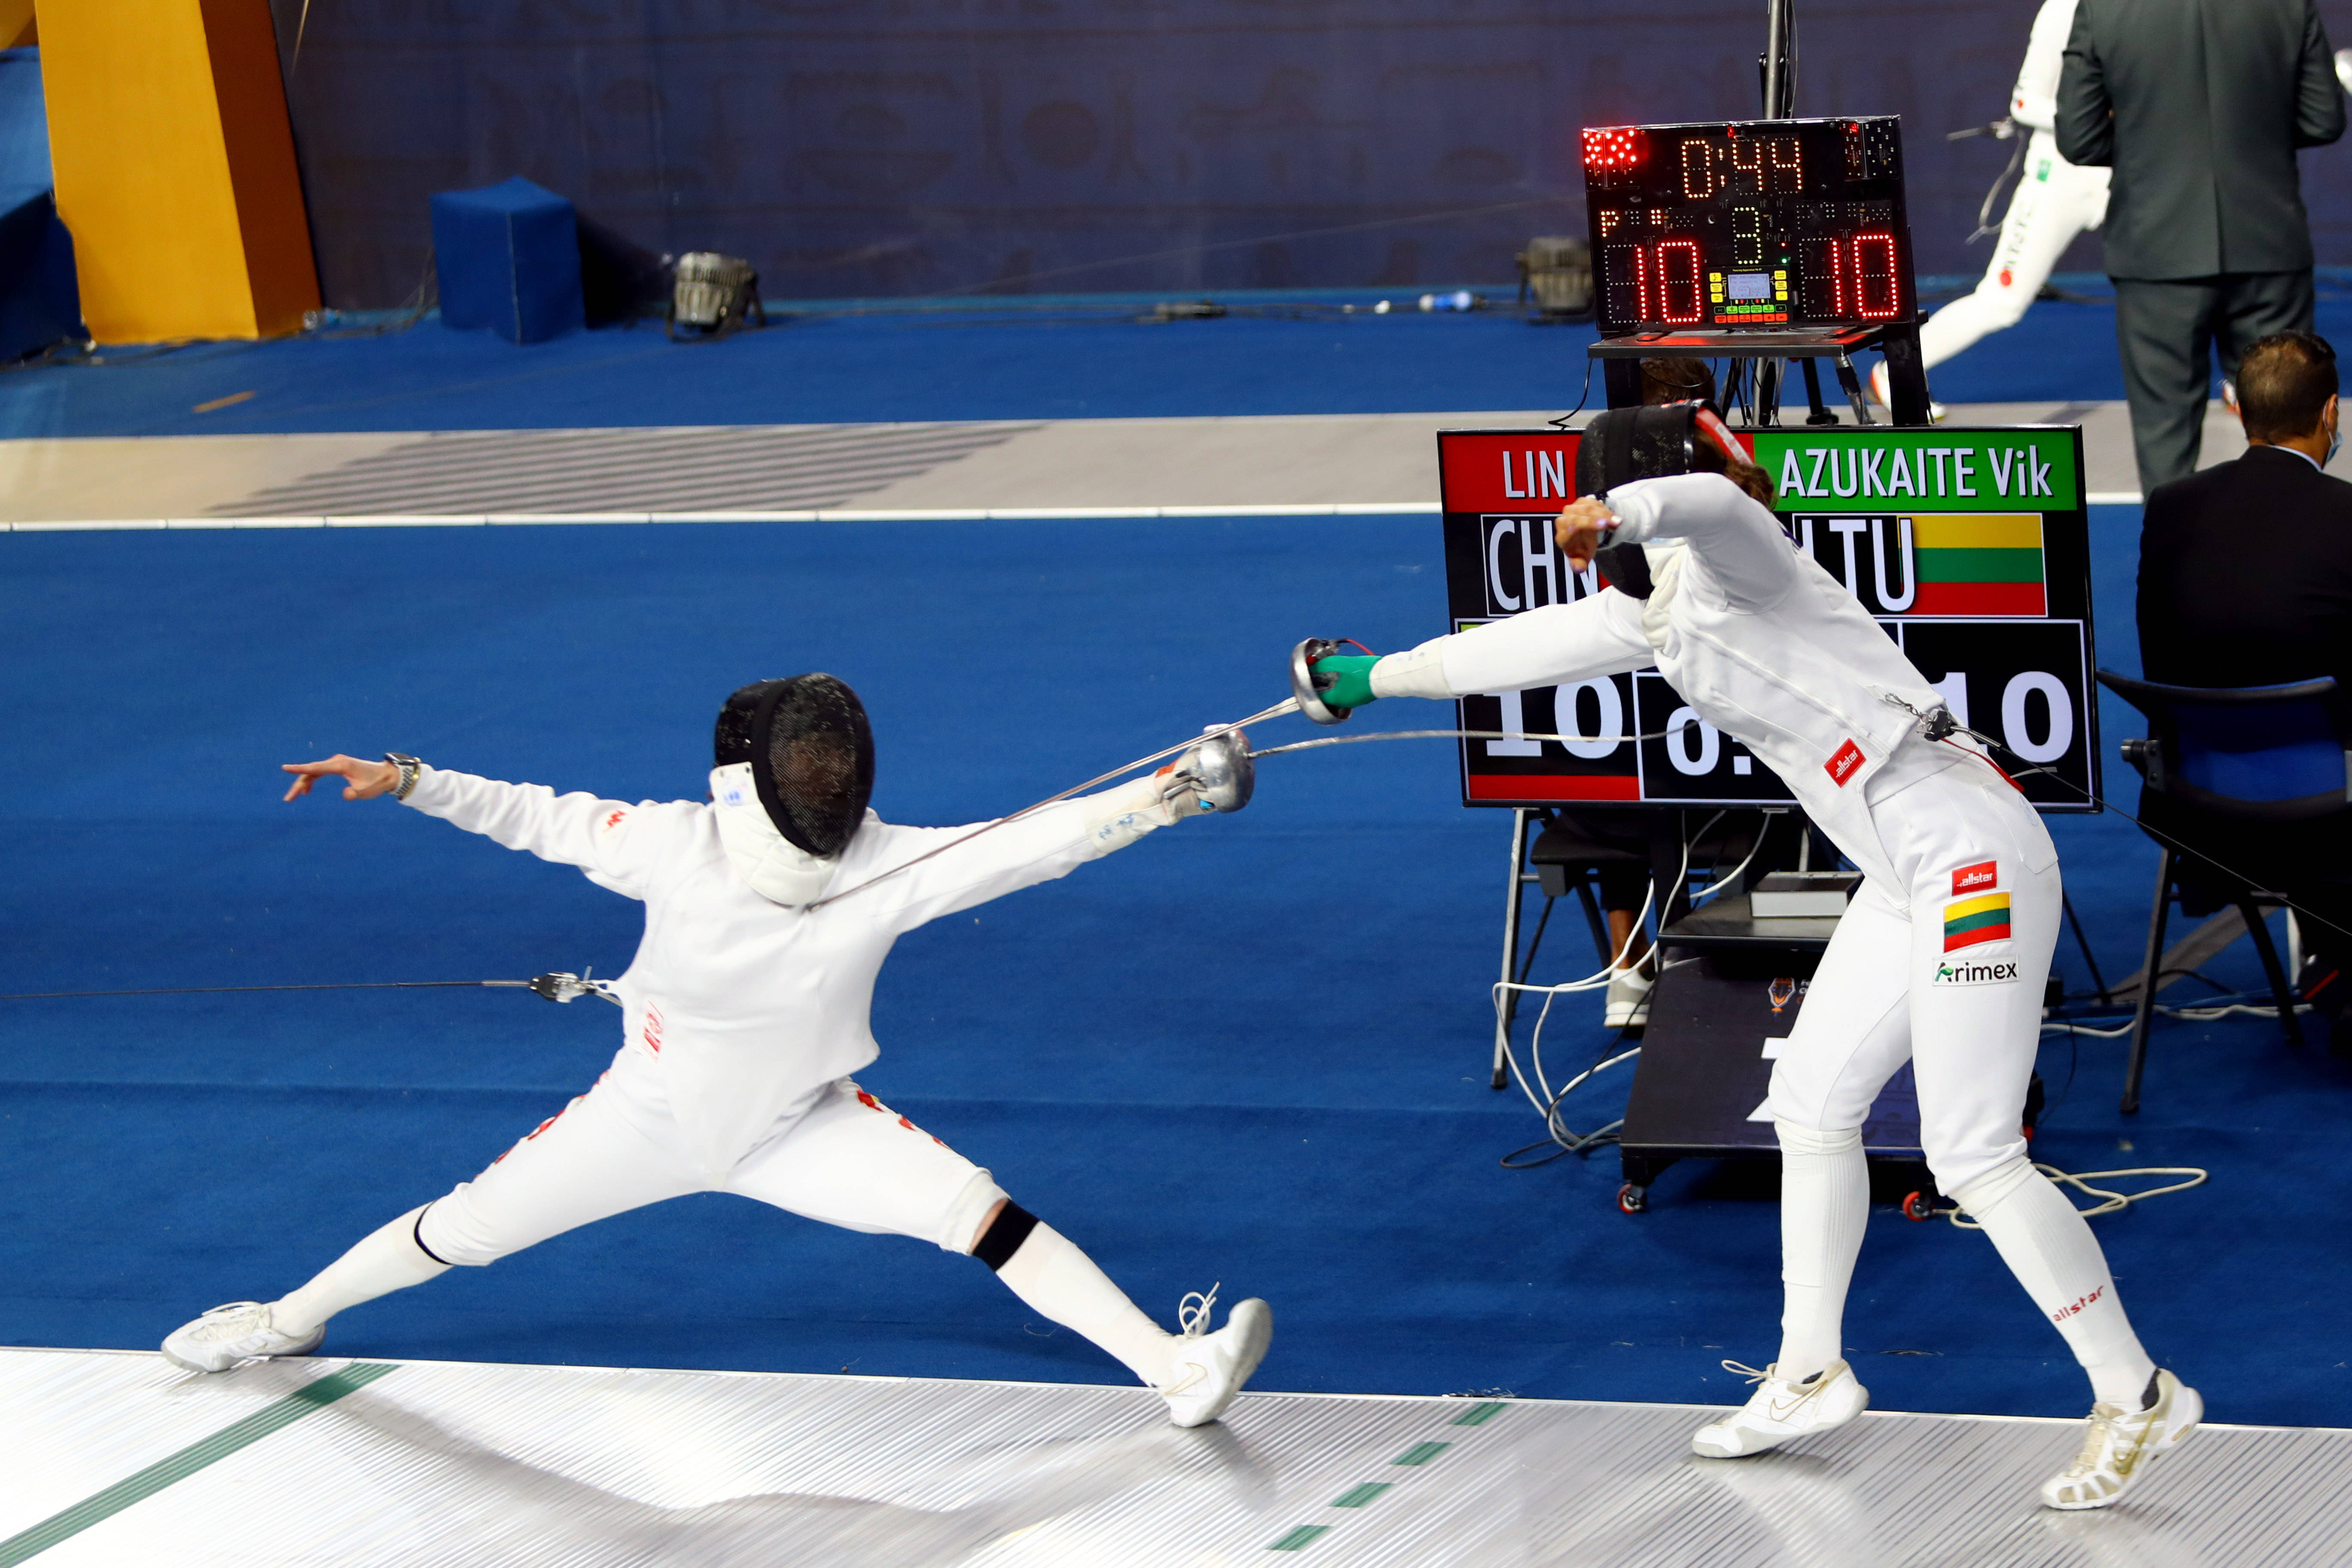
left=1935, top=958, right=2019, bottom=986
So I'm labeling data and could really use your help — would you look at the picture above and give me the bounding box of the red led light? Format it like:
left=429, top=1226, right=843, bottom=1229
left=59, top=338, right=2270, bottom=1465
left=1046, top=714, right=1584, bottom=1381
left=1855, top=231, right=1901, bottom=318
left=1582, top=126, right=1648, bottom=172
left=1657, top=240, right=1703, bottom=324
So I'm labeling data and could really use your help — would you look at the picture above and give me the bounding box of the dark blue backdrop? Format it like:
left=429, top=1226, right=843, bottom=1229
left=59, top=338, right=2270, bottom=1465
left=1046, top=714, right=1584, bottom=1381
left=260, top=0, right=2352, bottom=310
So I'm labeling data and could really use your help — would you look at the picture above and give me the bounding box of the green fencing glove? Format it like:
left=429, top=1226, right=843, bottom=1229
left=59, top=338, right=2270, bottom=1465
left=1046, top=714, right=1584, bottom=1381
left=1311, top=654, right=1382, bottom=711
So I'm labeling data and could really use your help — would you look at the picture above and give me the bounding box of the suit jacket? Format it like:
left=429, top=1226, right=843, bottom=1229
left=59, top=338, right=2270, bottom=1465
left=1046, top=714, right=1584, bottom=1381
left=2058, top=0, right=2343, bottom=278
left=2135, top=444, right=2352, bottom=917
left=2138, top=444, right=2352, bottom=688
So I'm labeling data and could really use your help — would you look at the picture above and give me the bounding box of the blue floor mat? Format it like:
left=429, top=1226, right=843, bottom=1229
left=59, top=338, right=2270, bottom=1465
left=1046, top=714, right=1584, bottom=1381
left=23, top=279, right=2352, bottom=438
left=5, top=507, right=2346, bottom=1425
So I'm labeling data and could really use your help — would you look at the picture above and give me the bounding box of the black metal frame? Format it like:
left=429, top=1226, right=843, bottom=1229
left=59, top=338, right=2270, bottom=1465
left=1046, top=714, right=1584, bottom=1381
left=2094, top=668, right=2349, bottom=1112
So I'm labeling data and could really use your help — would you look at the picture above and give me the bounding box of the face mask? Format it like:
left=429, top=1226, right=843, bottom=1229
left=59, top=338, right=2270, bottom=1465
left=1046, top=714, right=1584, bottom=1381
left=710, top=763, right=836, bottom=906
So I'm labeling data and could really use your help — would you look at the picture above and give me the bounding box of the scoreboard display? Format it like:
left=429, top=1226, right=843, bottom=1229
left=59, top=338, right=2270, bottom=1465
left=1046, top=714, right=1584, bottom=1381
left=1433, top=424, right=2099, bottom=813
left=1581, top=116, right=1916, bottom=337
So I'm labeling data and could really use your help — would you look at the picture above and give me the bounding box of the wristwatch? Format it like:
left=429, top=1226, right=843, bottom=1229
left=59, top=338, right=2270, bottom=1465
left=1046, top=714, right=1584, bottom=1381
left=384, top=753, right=422, bottom=801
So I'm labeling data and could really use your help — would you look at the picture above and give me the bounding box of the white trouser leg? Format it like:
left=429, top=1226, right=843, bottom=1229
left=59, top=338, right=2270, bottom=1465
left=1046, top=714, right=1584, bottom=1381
left=1919, top=131, right=2110, bottom=370
left=1954, top=1158, right=2156, bottom=1408
left=1888, top=757, right=2155, bottom=1406
left=271, top=1205, right=451, bottom=1335
left=1768, top=884, right=1918, bottom=1379
left=724, top=1078, right=1176, bottom=1385
left=416, top=1067, right=705, bottom=1267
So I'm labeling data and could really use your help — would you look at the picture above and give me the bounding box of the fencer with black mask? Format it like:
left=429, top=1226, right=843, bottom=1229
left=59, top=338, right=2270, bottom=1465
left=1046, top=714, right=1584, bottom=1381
left=1308, top=404, right=2197, bottom=1512
left=162, top=675, right=1273, bottom=1427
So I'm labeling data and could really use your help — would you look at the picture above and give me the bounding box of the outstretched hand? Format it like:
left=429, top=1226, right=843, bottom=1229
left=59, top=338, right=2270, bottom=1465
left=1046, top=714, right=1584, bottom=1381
left=1555, top=497, right=1618, bottom=569
left=282, top=755, right=401, bottom=803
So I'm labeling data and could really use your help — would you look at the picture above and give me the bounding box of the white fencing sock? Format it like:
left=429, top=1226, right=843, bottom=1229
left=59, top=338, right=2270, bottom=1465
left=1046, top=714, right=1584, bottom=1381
left=1773, top=1119, right=1869, bottom=1381
left=1954, top=1158, right=2156, bottom=1408
left=271, top=1204, right=452, bottom=1335
left=981, top=1206, right=1176, bottom=1387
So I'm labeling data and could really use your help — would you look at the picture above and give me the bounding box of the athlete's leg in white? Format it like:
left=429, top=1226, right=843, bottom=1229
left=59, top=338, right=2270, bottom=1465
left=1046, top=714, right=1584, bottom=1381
left=165, top=1059, right=704, bottom=1370
left=1687, top=885, right=1914, bottom=1455
left=725, top=1079, right=1270, bottom=1424
left=1879, top=131, right=2111, bottom=402
left=1890, top=772, right=2156, bottom=1408
left=1765, top=884, right=1918, bottom=1382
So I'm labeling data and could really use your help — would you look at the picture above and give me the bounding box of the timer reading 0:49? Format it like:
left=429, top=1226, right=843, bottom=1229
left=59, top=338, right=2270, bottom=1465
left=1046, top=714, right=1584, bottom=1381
left=1580, top=116, right=1915, bottom=336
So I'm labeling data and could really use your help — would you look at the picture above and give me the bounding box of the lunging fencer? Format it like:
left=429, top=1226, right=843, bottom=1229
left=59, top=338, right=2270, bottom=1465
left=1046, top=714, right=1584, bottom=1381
left=1305, top=404, right=2194, bottom=1511
left=1871, top=0, right=2110, bottom=413
left=162, top=675, right=1274, bottom=1427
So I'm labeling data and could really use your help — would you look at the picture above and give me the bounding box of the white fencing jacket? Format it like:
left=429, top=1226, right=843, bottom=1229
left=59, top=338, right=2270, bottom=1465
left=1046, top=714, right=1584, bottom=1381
left=1372, top=471, right=1967, bottom=894
left=402, top=768, right=1159, bottom=1170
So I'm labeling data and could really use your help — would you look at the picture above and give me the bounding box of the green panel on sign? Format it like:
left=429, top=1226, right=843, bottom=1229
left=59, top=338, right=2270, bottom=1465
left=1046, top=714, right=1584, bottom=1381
left=1269, top=1524, right=1332, bottom=1550
left=1451, top=1400, right=1510, bottom=1426
left=1752, top=428, right=2081, bottom=512
left=1333, top=1482, right=1393, bottom=1507
left=1392, top=1440, right=1453, bottom=1466
left=1913, top=547, right=2046, bottom=583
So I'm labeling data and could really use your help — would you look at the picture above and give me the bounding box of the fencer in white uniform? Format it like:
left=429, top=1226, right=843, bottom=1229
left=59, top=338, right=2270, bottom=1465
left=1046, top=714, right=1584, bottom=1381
left=1874, top=0, right=2112, bottom=410
left=161, top=675, right=1273, bottom=1428
left=1308, top=413, right=2196, bottom=1511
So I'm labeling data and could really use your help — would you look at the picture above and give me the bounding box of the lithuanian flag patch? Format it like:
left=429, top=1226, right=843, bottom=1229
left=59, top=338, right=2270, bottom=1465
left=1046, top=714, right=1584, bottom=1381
left=1910, top=514, right=2046, bottom=616
left=1943, top=891, right=2013, bottom=952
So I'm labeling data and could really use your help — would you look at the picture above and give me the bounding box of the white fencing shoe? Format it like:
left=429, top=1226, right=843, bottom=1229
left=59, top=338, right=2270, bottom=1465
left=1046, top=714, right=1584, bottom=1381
left=1691, top=1360, right=1869, bottom=1457
left=1605, top=968, right=1654, bottom=1032
left=2040, top=1369, right=2202, bottom=1510
left=162, top=1302, right=325, bottom=1373
left=1159, top=1287, right=1272, bottom=1428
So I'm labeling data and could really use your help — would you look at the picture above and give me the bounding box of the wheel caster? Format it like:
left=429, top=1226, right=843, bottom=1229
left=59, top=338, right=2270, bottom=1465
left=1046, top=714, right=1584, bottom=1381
left=1901, top=1190, right=1938, bottom=1222
left=1617, top=1182, right=1648, bottom=1215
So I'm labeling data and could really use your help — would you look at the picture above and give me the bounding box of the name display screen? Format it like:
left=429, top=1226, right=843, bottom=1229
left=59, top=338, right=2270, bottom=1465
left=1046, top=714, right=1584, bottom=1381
left=1581, top=116, right=1915, bottom=336
left=1433, top=426, right=2098, bottom=812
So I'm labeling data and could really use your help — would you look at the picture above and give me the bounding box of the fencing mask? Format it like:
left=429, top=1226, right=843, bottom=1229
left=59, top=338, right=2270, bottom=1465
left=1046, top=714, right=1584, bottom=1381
left=710, top=675, right=875, bottom=906
left=1575, top=400, right=1748, bottom=598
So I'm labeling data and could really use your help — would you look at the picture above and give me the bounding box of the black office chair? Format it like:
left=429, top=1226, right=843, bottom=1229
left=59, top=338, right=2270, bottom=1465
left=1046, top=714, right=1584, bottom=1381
left=2094, top=671, right=2352, bottom=1112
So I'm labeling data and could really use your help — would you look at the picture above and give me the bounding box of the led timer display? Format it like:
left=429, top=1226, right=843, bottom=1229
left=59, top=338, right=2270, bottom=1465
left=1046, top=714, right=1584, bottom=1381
left=1580, top=116, right=1915, bottom=337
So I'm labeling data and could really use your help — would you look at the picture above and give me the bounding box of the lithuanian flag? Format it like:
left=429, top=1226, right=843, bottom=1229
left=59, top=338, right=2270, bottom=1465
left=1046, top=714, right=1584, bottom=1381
left=1944, top=891, right=2014, bottom=952
left=1910, top=514, right=2046, bottom=616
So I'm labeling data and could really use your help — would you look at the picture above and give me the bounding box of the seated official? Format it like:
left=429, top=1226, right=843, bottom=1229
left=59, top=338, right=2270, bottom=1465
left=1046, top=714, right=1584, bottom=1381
left=2136, top=329, right=2352, bottom=1010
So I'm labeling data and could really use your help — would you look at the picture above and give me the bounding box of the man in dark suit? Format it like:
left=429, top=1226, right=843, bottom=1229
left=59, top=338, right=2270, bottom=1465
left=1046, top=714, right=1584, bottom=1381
left=2137, top=330, right=2352, bottom=1012
left=2059, top=0, right=2343, bottom=495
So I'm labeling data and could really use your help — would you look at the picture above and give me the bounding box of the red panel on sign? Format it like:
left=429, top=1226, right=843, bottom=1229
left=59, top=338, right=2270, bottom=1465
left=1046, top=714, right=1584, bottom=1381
left=1912, top=583, right=2047, bottom=616
left=1439, top=432, right=1583, bottom=513
left=1466, top=773, right=1642, bottom=802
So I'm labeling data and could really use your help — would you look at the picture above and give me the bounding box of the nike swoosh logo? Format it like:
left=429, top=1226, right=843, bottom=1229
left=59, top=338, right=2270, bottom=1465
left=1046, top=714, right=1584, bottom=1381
left=1161, top=1363, right=1207, bottom=1397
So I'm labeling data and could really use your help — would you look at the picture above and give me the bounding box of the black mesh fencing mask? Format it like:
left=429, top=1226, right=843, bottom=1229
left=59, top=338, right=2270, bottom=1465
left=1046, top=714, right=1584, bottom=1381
left=1574, top=401, right=1743, bottom=599
left=714, top=674, right=875, bottom=857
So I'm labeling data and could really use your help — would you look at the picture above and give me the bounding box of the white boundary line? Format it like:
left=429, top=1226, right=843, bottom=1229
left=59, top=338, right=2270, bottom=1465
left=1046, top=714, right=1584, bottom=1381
left=2086, top=491, right=2142, bottom=505
left=3, top=502, right=1444, bottom=532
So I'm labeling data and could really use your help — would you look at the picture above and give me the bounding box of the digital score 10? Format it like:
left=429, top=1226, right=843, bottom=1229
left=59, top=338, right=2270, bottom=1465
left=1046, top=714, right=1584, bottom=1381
left=1581, top=116, right=1917, bottom=337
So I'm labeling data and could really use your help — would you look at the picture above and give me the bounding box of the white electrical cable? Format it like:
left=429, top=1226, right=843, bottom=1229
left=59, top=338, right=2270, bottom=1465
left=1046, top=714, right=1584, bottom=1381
left=1935, top=1163, right=2208, bottom=1228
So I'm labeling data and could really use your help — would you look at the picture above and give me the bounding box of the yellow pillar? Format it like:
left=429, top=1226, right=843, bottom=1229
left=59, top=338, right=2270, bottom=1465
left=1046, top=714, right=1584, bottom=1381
left=40, top=0, right=318, bottom=342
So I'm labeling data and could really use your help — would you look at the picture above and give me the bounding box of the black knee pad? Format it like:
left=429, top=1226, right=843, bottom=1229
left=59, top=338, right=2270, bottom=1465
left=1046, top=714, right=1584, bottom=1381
left=972, top=1201, right=1040, bottom=1271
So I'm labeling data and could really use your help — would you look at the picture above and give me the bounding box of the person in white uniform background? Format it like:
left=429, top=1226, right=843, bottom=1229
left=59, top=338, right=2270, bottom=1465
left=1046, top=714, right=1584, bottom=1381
left=1873, top=0, right=2112, bottom=411
left=162, top=674, right=1273, bottom=1428
left=1305, top=404, right=2195, bottom=1512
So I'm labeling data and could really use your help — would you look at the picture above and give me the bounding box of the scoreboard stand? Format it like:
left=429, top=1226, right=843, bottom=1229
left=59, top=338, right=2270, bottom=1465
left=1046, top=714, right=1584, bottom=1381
left=1591, top=323, right=1931, bottom=427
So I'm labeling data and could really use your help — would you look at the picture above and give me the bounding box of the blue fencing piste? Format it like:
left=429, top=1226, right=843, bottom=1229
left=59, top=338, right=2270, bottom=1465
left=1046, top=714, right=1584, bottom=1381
left=429, top=177, right=584, bottom=345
